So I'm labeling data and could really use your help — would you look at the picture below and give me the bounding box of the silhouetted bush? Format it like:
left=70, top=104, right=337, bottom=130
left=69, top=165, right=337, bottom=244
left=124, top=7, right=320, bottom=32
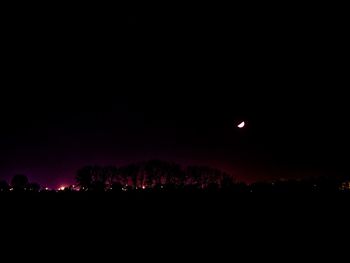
left=0, top=180, right=9, bottom=192
left=11, top=174, right=29, bottom=192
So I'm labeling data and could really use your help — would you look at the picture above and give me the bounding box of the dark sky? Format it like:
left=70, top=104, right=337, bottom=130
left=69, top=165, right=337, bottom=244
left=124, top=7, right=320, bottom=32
left=0, top=4, right=348, bottom=187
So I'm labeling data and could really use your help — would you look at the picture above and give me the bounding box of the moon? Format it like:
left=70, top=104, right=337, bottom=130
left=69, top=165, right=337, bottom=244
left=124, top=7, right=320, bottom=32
left=237, top=121, right=245, bottom=128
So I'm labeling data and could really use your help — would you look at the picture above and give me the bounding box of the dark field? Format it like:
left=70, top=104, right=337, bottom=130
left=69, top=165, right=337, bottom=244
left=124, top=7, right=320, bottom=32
left=1, top=191, right=348, bottom=259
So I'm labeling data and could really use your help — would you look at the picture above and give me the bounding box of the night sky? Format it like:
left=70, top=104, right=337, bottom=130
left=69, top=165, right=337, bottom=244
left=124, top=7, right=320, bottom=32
left=1, top=4, right=348, bottom=188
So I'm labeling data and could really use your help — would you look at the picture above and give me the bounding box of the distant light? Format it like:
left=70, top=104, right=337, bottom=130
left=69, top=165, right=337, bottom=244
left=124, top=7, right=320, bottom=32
left=58, top=186, right=65, bottom=191
left=142, top=185, right=146, bottom=190
left=45, top=187, right=49, bottom=191
left=237, top=121, right=245, bottom=128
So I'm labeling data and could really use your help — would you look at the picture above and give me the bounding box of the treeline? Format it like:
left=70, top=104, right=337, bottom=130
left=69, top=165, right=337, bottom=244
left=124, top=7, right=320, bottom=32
left=75, top=160, right=235, bottom=192
left=1, top=160, right=349, bottom=193
left=0, top=174, right=40, bottom=192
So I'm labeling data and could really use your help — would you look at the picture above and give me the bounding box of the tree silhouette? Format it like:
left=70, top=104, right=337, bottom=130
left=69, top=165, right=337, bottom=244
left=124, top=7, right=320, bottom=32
left=28, top=182, right=41, bottom=192
left=76, top=166, right=94, bottom=191
left=90, top=180, right=106, bottom=192
left=11, top=174, right=29, bottom=191
left=76, top=165, right=117, bottom=191
left=186, top=166, right=203, bottom=189
left=0, top=180, right=9, bottom=192
left=144, top=160, right=167, bottom=188
left=162, top=162, right=183, bottom=189
left=104, top=166, right=119, bottom=188
left=143, top=160, right=183, bottom=188
left=118, top=164, right=140, bottom=189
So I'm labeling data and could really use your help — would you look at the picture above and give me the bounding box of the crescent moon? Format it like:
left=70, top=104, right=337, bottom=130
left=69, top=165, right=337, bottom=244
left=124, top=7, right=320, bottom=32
left=237, top=121, right=245, bottom=128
